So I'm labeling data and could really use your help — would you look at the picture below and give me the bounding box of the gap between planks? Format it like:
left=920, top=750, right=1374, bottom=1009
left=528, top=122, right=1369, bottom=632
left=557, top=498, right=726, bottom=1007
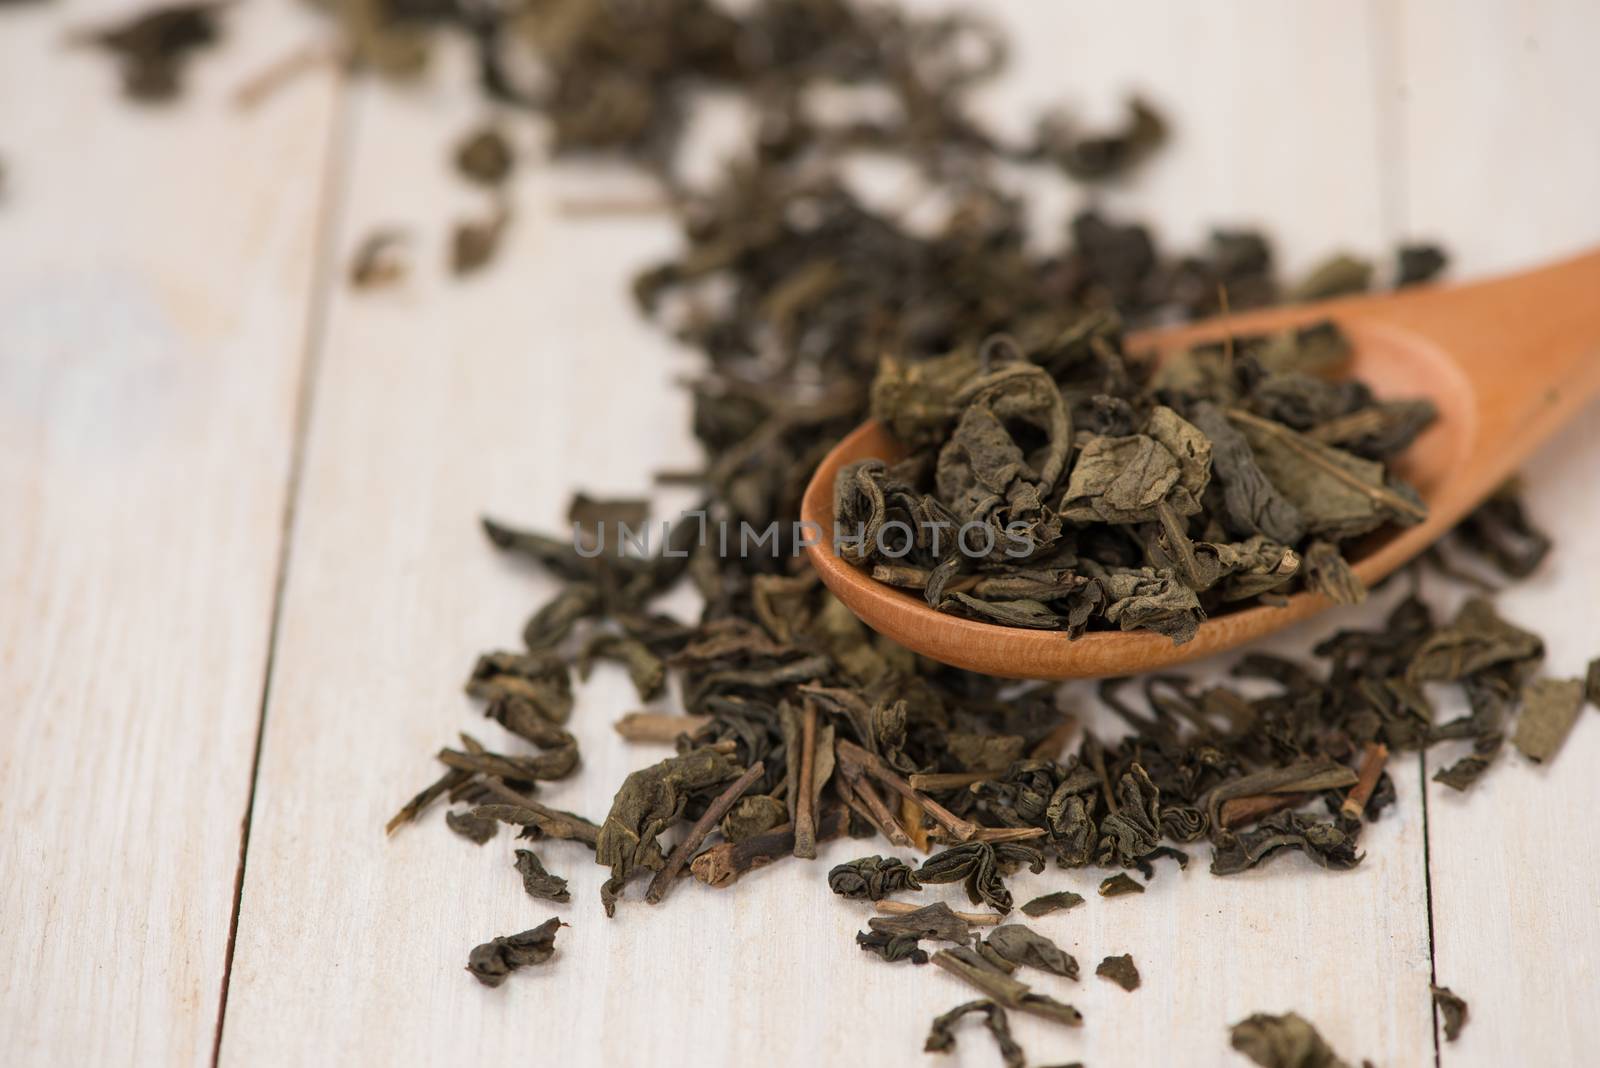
left=208, top=72, right=361, bottom=1068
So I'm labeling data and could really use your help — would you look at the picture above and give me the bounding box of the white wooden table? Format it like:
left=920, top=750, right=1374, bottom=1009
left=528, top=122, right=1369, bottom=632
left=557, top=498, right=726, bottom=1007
left=3, top=2, right=1598, bottom=1065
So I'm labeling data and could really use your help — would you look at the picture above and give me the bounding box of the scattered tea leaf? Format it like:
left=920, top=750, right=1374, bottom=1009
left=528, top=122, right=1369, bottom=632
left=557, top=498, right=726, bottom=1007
left=513, top=848, right=571, bottom=903
left=1512, top=677, right=1585, bottom=763
left=924, top=1000, right=1025, bottom=1068
left=1095, top=952, right=1139, bottom=991
left=856, top=928, right=928, bottom=965
left=465, top=917, right=563, bottom=987
left=828, top=855, right=922, bottom=900
left=1098, top=873, right=1144, bottom=897
left=75, top=1, right=227, bottom=103
left=455, top=125, right=514, bottom=186
left=1020, top=891, right=1084, bottom=918
left=1230, top=1012, right=1353, bottom=1068
left=1431, top=984, right=1469, bottom=1042
left=445, top=808, right=498, bottom=845
left=986, top=925, right=1077, bottom=979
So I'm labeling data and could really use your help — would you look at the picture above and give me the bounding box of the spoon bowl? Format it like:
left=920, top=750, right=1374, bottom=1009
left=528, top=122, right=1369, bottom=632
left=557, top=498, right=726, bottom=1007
left=801, top=249, right=1600, bottom=679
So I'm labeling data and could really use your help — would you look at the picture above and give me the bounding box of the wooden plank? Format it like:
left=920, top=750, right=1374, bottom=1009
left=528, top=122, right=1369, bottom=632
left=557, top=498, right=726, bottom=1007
left=1396, top=5, right=1600, bottom=1063
left=220, top=9, right=1434, bottom=1067
left=0, top=2, right=342, bottom=1065
left=1394, top=0, right=1600, bottom=275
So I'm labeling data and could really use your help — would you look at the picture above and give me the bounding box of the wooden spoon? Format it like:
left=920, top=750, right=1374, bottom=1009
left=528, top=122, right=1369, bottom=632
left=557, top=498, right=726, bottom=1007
left=800, top=248, right=1600, bottom=680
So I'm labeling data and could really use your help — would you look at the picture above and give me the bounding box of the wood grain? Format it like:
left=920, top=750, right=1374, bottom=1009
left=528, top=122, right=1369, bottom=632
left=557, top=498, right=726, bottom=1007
left=0, top=2, right=340, bottom=1065
left=1394, top=3, right=1600, bottom=1064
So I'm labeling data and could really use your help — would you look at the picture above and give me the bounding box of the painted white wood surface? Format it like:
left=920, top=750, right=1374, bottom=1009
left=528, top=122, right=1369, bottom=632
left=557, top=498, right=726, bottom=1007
left=2, top=2, right=1597, bottom=1066
left=1392, top=3, right=1600, bottom=1064
left=0, top=1, right=340, bottom=1065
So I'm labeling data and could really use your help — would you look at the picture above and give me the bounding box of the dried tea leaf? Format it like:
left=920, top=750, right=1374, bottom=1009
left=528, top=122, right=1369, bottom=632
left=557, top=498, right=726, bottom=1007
left=1396, top=244, right=1448, bottom=287
left=1098, top=873, right=1144, bottom=897
left=985, top=924, right=1078, bottom=978
left=1020, top=891, right=1084, bottom=918
left=453, top=202, right=512, bottom=276
left=1059, top=407, right=1211, bottom=525
left=1301, top=539, right=1365, bottom=605
left=455, top=125, right=514, bottom=186
left=856, top=929, right=928, bottom=965
left=867, top=902, right=972, bottom=945
left=568, top=492, right=649, bottom=532
left=1290, top=253, right=1372, bottom=302
left=465, top=917, right=563, bottom=987
left=1029, top=95, right=1167, bottom=181
left=471, top=802, right=601, bottom=847
left=77, top=1, right=227, bottom=103
left=1095, top=952, right=1139, bottom=991
left=1512, top=677, right=1585, bottom=763
left=513, top=848, right=571, bottom=903
left=917, top=841, right=1045, bottom=914
left=467, top=651, right=574, bottom=725
left=445, top=808, right=498, bottom=845
left=1232, top=409, right=1424, bottom=540
left=578, top=632, right=666, bottom=702
left=1230, top=1012, right=1353, bottom=1068
left=1586, top=657, right=1600, bottom=709
left=719, top=794, right=788, bottom=843
left=1431, top=984, right=1468, bottom=1042
left=931, top=949, right=1084, bottom=1026
left=1432, top=732, right=1503, bottom=792
left=594, top=747, right=742, bottom=915
left=924, top=1000, right=1025, bottom=1068
left=1408, top=598, right=1543, bottom=684
left=349, top=229, right=410, bottom=290
left=827, top=855, right=922, bottom=900
left=1210, top=811, right=1362, bottom=876
left=1189, top=401, right=1306, bottom=545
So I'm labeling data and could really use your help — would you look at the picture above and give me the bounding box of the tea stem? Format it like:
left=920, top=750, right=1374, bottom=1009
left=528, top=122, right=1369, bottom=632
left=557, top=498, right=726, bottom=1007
left=689, top=807, right=847, bottom=888
left=901, top=795, right=931, bottom=852
left=908, top=771, right=995, bottom=791
left=793, top=704, right=819, bottom=858
left=613, top=712, right=711, bottom=743
left=837, top=740, right=979, bottom=841
left=1340, top=742, right=1390, bottom=821
left=1218, top=791, right=1311, bottom=829
left=838, top=763, right=913, bottom=847
left=872, top=900, right=1000, bottom=926
left=647, top=761, right=765, bottom=904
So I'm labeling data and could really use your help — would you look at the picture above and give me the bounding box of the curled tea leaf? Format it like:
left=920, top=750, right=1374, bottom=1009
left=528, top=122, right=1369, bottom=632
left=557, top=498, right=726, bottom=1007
left=917, top=841, right=1045, bottom=914
left=867, top=902, right=972, bottom=945
left=856, top=929, right=928, bottom=965
left=445, top=808, right=498, bottom=845
left=466, top=917, right=563, bottom=988
left=827, top=855, right=922, bottom=900
left=923, top=1000, right=1025, bottom=1068
left=985, top=925, right=1077, bottom=979
left=1210, top=811, right=1362, bottom=876
left=514, top=849, right=571, bottom=903
left=594, top=747, right=742, bottom=915
left=1230, top=1012, right=1353, bottom=1068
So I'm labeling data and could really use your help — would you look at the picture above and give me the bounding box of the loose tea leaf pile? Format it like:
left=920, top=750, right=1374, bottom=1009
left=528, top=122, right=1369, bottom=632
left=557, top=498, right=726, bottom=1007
left=838, top=317, right=1431, bottom=642
left=138, top=0, right=1572, bottom=1062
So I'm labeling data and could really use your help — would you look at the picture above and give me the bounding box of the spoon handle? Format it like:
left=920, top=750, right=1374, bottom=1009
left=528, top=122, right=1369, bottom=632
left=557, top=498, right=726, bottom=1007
left=1344, top=247, right=1600, bottom=489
